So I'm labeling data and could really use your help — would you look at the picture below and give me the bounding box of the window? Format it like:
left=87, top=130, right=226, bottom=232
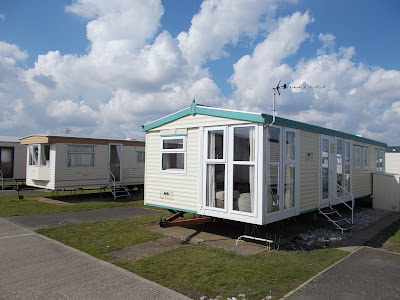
left=40, top=145, right=50, bottom=166
left=354, top=146, right=361, bottom=168
left=67, top=145, right=95, bottom=167
left=376, top=150, right=384, bottom=172
left=29, top=145, right=39, bottom=166
left=232, top=125, right=256, bottom=213
left=161, top=136, right=186, bottom=173
left=362, top=147, right=368, bottom=169
left=137, top=151, right=145, bottom=163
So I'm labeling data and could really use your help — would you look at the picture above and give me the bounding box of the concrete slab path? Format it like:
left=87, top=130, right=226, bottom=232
left=0, top=218, right=190, bottom=300
left=6, top=206, right=160, bottom=230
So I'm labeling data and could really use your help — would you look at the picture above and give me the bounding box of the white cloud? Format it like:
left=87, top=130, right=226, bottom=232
left=230, top=11, right=312, bottom=110
left=0, top=41, right=28, bottom=62
left=1, top=1, right=400, bottom=145
left=178, top=0, right=278, bottom=65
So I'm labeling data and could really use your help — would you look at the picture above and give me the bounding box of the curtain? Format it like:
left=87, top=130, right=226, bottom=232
left=207, top=131, right=216, bottom=207
left=68, top=145, right=94, bottom=167
left=249, top=127, right=255, bottom=213
left=29, top=145, right=38, bottom=165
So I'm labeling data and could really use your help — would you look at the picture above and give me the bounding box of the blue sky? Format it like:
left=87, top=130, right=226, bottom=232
left=0, top=0, right=400, bottom=144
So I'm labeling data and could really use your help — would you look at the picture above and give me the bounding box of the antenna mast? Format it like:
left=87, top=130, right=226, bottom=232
left=269, top=81, right=325, bottom=126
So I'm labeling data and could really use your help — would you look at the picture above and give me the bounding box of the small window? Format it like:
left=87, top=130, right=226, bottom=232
left=67, top=145, right=95, bottom=167
left=376, top=150, right=384, bottom=172
left=161, top=136, right=186, bottom=173
left=29, top=145, right=39, bottom=166
left=354, top=146, right=361, bottom=168
left=362, top=147, right=368, bottom=169
left=137, top=151, right=145, bottom=163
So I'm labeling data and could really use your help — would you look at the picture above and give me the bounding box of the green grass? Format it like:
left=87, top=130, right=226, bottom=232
left=36, top=213, right=167, bottom=260
left=116, top=245, right=346, bottom=299
left=367, top=219, right=400, bottom=253
left=0, top=190, right=149, bottom=217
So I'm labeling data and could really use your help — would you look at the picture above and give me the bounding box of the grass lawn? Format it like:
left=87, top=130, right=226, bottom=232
left=367, top=219, right=400, bottom=253
left=37, top=215, right=348, bottom=300
left=36, top=214, right=167, bottom=260
left=0, top=190, right=150, bottom=217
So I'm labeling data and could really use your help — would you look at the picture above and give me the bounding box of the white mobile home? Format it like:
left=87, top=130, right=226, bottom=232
left=385, top=146, right=400, bottom=174
left=142, top=100, right=386, bottom=226
left=20, top=135, right=145, bottom=196
left=0, top=136, right=26, bottom=189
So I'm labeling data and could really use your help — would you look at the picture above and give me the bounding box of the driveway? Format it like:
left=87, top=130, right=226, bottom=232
left=0, top=218, right=190, bottom=300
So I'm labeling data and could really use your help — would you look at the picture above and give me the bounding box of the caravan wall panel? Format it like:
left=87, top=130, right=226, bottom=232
left=54, top=143, right=109, bottom=189
left=352, top=141, right=384, bottom=198
left=298, top=131, right=320, bottom=212
left=121, top=146, right=145, bottom=185
left=145, top=129, right=199, bottom=212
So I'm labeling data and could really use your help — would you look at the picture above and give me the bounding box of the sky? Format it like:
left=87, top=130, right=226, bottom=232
left=0, top=0, right=400, bottom=144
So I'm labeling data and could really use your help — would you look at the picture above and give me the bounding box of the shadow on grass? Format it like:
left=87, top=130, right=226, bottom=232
left=365, top=219, right=400, bottom=252
left=47, top=188, right=144, bottom=203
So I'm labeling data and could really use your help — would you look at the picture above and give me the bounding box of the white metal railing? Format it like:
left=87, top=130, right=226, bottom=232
left=107, top=169, right=116, bottom=197
left=330, top=182, right=354, bottom=224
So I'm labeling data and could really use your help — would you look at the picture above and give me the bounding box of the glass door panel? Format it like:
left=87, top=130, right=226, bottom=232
left=206, top=164, right=225, bottom=209
left=267, top=165, right=280, bottom=213
left=109, top=144, right=122, bottom=182
left=284, top=164, right=295, bottom=209
left=321, top=138, right=330, bottom=200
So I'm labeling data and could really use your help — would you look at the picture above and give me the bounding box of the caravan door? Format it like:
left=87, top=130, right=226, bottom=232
left=0, top=147, right=14, bottom=178
left=109, top=144, right=123, bottom=183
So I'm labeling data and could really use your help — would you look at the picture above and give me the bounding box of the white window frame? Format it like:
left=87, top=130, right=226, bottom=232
left=362, top=147, right=368, bottom=169
left=203, top=127, right=227, bottom=211
left=67, top=144, right=95, bottom=167
left=160, top=136, right=187, bottom=174
left=354, top=146, right=361, bottom=169
left=229, top=124, right=258, bottom=217
left=376, top=149, right=384, bottom=172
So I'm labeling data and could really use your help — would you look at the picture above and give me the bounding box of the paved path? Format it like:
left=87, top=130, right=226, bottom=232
left=7, top=206, right=160, bottom=229
left=285, top=246, right=400, bottom=299
left=0, top=218, right=190, bottom=300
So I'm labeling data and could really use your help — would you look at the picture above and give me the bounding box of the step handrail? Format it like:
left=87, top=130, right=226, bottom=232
left=107, top=169, right=116, bottom=198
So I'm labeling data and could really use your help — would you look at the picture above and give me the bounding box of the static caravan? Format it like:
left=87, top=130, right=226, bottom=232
left=0, top=136, right=27, bottom=189
left=142, top=100, right=386, bottom=228
left=20, top=135, right=145, bottom=197
left=385, top=146, right=400, bottom=174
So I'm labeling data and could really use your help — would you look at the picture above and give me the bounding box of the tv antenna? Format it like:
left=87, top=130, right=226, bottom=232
left=270, top=80, right=325, bottom=126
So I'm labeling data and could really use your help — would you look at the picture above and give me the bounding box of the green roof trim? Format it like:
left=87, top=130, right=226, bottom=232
left=142, top=101, right=386, bottom=147
left=145, top=203, right=197, bottom=214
